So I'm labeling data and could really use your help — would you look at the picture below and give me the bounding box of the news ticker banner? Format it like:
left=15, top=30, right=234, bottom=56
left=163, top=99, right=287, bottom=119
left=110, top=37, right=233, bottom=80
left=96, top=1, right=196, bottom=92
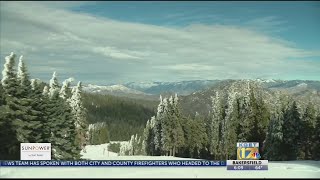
left=0, top=160, right=225, bottom=167
left=0, top=160, right=268, bottom=170
left=227, top=160, right=268, bottom=170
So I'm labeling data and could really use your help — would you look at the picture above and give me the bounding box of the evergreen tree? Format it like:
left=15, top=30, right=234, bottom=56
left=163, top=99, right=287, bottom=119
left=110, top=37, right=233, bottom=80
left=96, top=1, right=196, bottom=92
left=282, top=101, right=302, bottom=160
left=49, top=72, right=59, bottom=98
left=237, top=95, right=251, bottom=142
left=46, top=73, right=81, bottom=160
left=16, top=56, right=41, bottom=143
left=30, top=81, right=51, bottom=143
left=88, top=122, right=110, bottom=145
left=1, top=53, right=28, bottom=159
left=193, top=113, right=208, bottom=158
left=263, top=102, right=284, bottom=160
left=129, top=135, right=135, bottom=155
left=181, top=115, right=193, bottom=157
left=300, top=102, right=316, bottom=160
left=69, top=81, right=88, bottom=150
left=223, top=89, right=239, bottom=160
left=170, top=94, right=185, bottom=157
left=16, top=56, right=31, bottom=96
left=209, top=91, right=223, bottom=159
left=161, top=98, right=172, bottom=156
left=1, top=52, right=18, bottom=96
left=141, top=140, right=147, bottom=155
left=247, top=86, right=270, bottom=156
left=59, top=78, right=73, bottom=100
left=154, top=95, right=164, bottom=155
left=143, top=117, right=156, bottom=155
left=47, top=86, right=80, bottom=160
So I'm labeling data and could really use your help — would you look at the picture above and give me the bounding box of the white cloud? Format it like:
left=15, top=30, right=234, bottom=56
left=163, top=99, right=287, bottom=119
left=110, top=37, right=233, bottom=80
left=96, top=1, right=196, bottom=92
left=92, top=46, right=146, bottom=60
left=0, top=1, right=319, bottom=84
left=157, top=64, right=215, bottom=71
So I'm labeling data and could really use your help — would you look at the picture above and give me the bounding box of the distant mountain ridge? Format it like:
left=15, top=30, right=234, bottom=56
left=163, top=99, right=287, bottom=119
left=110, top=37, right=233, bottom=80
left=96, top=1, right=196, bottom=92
left=82, top=79, right=320, bottom=98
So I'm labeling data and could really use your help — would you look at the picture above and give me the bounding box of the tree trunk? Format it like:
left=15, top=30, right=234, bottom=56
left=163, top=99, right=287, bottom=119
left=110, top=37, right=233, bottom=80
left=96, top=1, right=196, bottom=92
left=166, top=151, right=169, bottom=156
left=169, top=149, right=172, bottom=156
left=173, top=146, right=176, bottom=157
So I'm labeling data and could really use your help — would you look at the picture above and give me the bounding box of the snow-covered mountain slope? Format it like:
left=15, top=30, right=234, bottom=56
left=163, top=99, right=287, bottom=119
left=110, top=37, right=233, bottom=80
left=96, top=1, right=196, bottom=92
left=83, top=84, right=146, bottom=95
left=1, top=143, right=320, bottom=178
left=125, top=80, right=221, bottom=95
left=84, top=80, right=320, bottom=98
left=127, top=79, right=320, bottom=96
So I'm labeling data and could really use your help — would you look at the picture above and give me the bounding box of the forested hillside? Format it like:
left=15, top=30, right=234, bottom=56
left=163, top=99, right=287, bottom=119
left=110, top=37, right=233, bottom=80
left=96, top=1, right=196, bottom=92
left=83, top=93, right=157, bottom=141
left=119, top=80, right=320, bottom=161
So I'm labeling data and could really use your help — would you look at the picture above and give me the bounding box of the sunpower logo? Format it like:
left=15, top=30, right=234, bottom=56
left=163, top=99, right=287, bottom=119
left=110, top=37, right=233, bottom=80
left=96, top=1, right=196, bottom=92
left=20, top=143, right=51, bottom=160
left=21, top=145, right=51, bottom=151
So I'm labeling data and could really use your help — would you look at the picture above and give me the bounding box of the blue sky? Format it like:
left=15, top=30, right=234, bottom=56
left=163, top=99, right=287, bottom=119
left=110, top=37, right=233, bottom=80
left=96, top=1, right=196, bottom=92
left=70, top=1, right=320, bottom=49
left=0, top=1, right=319, bottom=84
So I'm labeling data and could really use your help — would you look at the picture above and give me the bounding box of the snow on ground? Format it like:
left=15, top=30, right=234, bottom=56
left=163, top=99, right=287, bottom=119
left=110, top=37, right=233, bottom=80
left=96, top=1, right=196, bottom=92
left=1, top=144, right=320, bottom=178
left=81, top=143, right=119, bottom=160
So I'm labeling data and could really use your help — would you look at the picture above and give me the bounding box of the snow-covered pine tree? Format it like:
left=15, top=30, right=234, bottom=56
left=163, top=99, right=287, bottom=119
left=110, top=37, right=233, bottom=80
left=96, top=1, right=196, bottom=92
left=1, top=52, right=18, bottom=96
left=49, top=72, right=59, bottom=98
left=29, top=80, right=51, bottom=143
left=16, top=56, right=42, bottom=143
left=135, top=135, right=142, bottom=155
left=59, top=78, right=73, bottom=99
left=193, top=113, right=208, bottom=158
left=182, top=115, right=194, bottom=157
left=141, top=139, right=147, bottom=155
left=144, top=116, right=156, bottom=155
left=170, top=94, right=184, bottom=157
left=129, top=134, right=135, bottom=155
left=282, top=101, right=302, bottom=160
left=247, top=85, right=270, bottom=156
left=46, top=73, right=81, bottom=160
left=237, top=83, right=251, bottom=142
left=209, top=91, right=223, bottom=159
left=1, top=53, right=30, bottom=159
left=143, top=120, right=150, bottom=144
left=154, top=95, right=164, bottom=155
left=16, top=56, right=31, bottom=95
left=223, top=87, right=239, bottom=160
left=263, top=95, right=284, bottom=161
left=133, top=134, right=139, bottom=155
left=161, top=97, right=172, bottom=156
left=300, top=102, right=316, bottom=160
left=68, top=81, right=88, bottom=151
left=143, top=119, right=154, bottom=155
left=87, top=122, right=109, bottom=145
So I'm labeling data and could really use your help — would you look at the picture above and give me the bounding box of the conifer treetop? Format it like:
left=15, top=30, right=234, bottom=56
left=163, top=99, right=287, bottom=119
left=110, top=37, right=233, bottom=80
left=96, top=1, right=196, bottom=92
left=1, top=52, right=16, bottom=86
left=60, top=78, right=73, bottom=99
left=17, top=55, right=27, bottom=85
left=49, top=71, right=59, bottom=97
